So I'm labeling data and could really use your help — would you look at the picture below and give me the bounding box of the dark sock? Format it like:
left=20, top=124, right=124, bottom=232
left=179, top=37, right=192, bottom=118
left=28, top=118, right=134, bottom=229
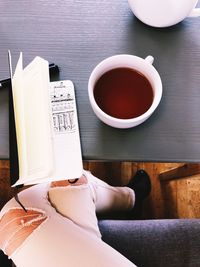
left=126, top=169, right=151, bottom=219
left=127, top=169, right=151, bottom=201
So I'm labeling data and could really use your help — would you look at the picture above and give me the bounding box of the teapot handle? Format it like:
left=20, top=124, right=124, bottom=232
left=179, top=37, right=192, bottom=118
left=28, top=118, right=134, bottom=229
left=188, top=8, right=200, bottom=17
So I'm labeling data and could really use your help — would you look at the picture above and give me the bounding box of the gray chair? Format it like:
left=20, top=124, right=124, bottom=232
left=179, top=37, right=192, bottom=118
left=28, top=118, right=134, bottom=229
left=99, top=219, right=200, bottom=267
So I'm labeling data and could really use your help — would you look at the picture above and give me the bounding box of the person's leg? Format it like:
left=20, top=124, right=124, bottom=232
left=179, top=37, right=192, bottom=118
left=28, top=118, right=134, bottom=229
left=84, top=170, right=135, bottom=214
left=1, top=183, right=137, bottom=267
left=0, top=172, right=136, bottom=257
left=1, top=172, right=151, bottom=267
left=48, top=178, right=138, bottom=267
left=48, top=175, right=102, bottom=238
left=0, top=208, right=47, bottom=256
left=48, top=170, right=145, bottom=236
left=84, top=169, right=151, bottom=217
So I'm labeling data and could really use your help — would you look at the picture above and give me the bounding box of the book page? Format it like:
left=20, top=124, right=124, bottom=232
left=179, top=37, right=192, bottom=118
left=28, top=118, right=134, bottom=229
left=28, top=80, right=83, bottom=184
left=11, top=53, right=28, bottom=181
left=50, top=80, right=83, bottom=181
left=12, top=55, right=54, bottom=186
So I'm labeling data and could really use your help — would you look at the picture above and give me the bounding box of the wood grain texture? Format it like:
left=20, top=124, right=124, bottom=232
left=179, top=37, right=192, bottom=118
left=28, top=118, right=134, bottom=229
left=177, top=176, right=200, bottom=218
left=1, top=160, right=200, bottom=218
left=84, top=161, right=200, bottom=219
left=1, top=1, right=200, bottom=161
left=159, top=163, right=200, bottom=181
left=0, top=160, right=14, bottom=209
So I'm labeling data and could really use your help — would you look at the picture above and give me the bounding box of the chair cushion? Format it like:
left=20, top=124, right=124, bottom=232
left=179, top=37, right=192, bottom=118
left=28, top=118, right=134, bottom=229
left=99, top=219, right=200, bottom=267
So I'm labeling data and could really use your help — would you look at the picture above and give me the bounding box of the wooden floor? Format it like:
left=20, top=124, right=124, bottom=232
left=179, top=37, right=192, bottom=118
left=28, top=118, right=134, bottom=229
left=0, top=160, right=200, bottom=219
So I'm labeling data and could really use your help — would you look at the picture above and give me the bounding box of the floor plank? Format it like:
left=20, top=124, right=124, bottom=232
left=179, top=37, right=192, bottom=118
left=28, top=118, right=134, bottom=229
left=0, top=160, right=200, bottom=219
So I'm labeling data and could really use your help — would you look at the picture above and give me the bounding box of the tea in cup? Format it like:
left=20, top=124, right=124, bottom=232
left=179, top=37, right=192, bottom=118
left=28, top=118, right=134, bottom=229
left=88, top=54, right=162, bottom=129
left=128, top=0, right=200, bottom=27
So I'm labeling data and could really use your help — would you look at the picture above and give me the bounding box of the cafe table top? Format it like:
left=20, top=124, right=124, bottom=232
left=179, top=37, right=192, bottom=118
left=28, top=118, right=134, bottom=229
left=0, top=0, right=200, bottom=162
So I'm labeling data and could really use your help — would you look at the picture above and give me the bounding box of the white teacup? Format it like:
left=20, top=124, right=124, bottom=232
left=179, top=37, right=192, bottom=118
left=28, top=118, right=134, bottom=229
left=128, top=0, right=200, bottom=28
left=88, top=54, right=162, bottom=129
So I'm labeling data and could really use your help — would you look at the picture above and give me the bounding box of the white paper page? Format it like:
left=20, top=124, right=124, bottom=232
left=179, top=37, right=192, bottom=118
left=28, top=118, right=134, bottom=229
left=13, top=56, right=54, bottom=186
left=27, top=80, right=83, bottom=184
left=11, top=53, right=28, bottom=181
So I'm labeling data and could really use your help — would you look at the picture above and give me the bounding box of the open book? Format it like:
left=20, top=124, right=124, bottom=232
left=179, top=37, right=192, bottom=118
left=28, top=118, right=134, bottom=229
left=9, top=52, right=83, bottom=186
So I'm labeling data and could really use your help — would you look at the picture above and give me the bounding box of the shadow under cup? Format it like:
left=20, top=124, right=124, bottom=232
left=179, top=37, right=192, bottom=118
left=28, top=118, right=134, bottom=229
left=88, top=55, right=162, bottom=129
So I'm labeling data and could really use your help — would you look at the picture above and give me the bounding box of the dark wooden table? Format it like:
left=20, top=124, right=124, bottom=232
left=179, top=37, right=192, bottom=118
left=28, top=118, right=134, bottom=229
left=1, top=0, right=200, bottom=162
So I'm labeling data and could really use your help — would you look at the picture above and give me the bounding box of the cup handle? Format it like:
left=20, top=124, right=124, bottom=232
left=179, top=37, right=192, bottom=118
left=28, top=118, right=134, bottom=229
left=145, top=55, right=154, bottom=65
left=188, top=8, right=200, bottom=17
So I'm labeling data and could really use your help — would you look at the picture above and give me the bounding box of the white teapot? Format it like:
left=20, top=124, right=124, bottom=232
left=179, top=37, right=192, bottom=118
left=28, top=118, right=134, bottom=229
left=128, top=0, right=200, bottom=27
